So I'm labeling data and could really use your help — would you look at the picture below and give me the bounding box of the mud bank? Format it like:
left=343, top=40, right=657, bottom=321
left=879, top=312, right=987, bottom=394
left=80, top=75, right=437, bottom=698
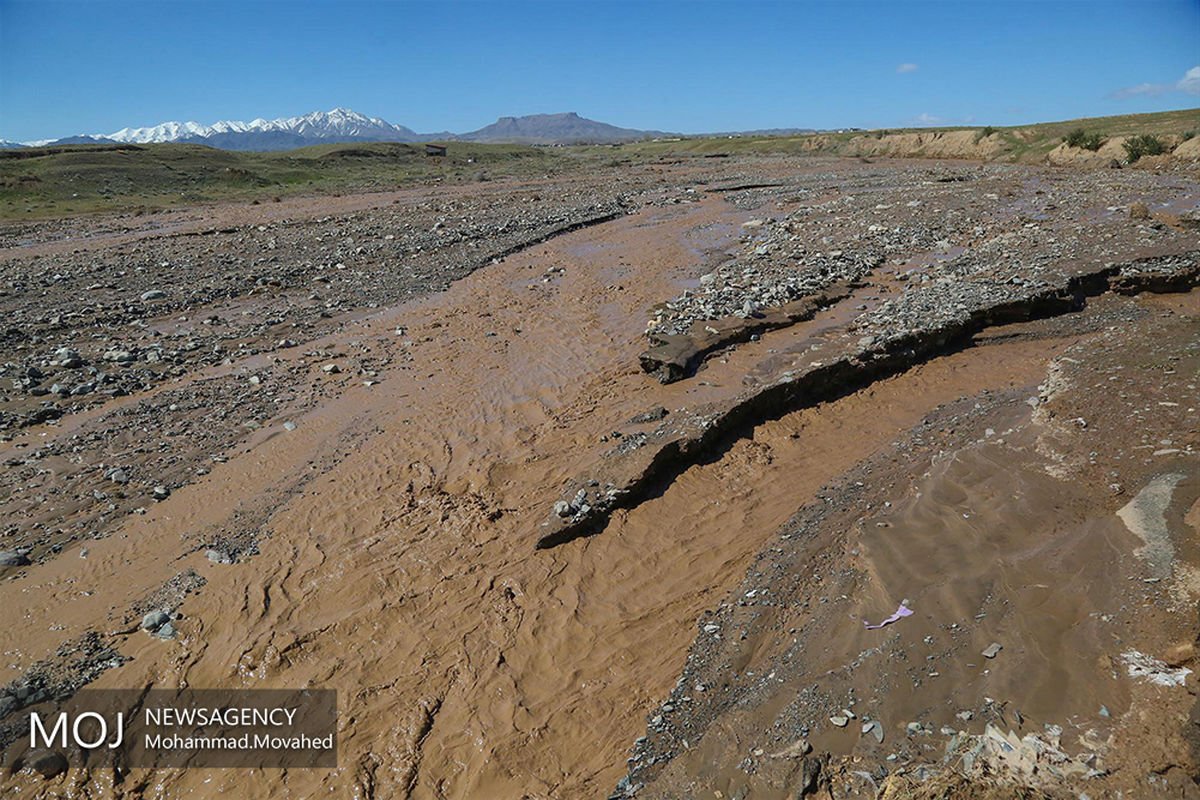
left=615, top=289, right=1200, bottom=799
left=540, top=252, right=1200, bottom=548
left=639, top=280, right=858, bottom=383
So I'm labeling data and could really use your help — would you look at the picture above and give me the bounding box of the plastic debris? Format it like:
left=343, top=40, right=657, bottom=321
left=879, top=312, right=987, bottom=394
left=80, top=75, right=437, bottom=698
left=864, top=604, right=913, bottom=630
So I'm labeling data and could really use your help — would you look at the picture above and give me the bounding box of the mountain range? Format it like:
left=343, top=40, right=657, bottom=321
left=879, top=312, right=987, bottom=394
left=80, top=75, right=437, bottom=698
left=11, top=109, right=675, bottom=150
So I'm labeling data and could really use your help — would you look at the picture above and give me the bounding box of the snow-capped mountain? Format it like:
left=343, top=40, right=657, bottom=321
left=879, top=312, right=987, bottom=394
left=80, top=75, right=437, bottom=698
left=12, top=109, right=671, bottom=150
left=100, top=108, right=422, bottom=150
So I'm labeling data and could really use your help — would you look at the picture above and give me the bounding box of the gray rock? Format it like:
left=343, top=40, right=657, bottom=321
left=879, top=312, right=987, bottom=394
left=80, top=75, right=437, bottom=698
left=553, top=500, right=573, bottom=518
left=29, top=750, right=68, bottom=779
left=0, top=693, right=18, bottom=718
left=982, top=642, right=1002, bottom=659
left=205, top=549, right=234, bottom=564
left=50, top=383, right=71, bottom=396
left=140, top=289, right=167, bottom=301
left=106, top=468, right=129, bottom=484
left=155, top=622, right=176, bottom=640
left=0, top=550, right=31, bottom=567
left=151, top=485, right=170, bottom=500
left=629, top=406, right=669, bottom=424
left=141, top=609, right=170, bottom=631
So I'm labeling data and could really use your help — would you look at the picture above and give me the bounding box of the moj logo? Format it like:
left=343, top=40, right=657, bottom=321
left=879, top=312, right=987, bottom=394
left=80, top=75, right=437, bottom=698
left=30, top=711, right=125, bottom=749
left=2, top=689, right=338, bottom=769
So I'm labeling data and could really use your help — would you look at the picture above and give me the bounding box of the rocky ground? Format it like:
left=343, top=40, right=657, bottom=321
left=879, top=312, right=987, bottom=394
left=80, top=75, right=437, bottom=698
left=0, top=153, right=1197, bottom=799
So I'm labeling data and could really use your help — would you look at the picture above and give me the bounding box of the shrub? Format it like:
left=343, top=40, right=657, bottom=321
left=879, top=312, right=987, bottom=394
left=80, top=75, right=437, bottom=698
left=1183, top=130, right=1196, bottom=142
left=1123, top=134, right=1168, bottom=163
left=974, top=126, right=997, bottom=144
left=1063, top=128, right=1103, bottom=151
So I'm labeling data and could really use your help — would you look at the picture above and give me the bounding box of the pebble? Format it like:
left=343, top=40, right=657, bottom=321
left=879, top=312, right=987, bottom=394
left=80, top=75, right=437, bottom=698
left=982, top=642, right=1003, bottom=659
left=140, top=289, right=167, bottom=301
left=205, top=549, right=234, bottom=564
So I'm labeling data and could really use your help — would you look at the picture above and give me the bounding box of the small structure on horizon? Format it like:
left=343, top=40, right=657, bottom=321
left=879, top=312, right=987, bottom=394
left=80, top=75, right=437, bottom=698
left=425, top=143, right=447, bottom=157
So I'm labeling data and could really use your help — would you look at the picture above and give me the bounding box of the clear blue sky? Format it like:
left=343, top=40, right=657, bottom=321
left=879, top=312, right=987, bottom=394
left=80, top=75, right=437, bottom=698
left=1, top=0, right=1198, bottom=141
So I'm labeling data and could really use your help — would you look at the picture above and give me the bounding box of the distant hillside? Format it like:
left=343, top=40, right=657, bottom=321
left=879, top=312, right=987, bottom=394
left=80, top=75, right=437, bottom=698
left=10, top=109, right=673, bottom=150
left=617, top=107, right=1200, bottom=165
left=459, top=112, right=668, bottom=143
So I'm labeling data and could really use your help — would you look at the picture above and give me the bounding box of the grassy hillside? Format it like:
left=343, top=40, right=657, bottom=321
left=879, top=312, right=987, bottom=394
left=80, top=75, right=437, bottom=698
left=0, top=141, right=550, bottom=218
left=611, top=107, right=1200, bottom=163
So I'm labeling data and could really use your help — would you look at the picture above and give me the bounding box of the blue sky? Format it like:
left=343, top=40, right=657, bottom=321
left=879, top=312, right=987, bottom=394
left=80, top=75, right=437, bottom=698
left=1, top=0, right=1197, bottom=141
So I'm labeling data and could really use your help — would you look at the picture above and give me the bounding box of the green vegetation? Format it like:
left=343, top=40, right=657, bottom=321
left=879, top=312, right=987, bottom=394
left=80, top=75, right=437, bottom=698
left=1122, top=133, right=1168, bottom=163
left=0, top=141, right=550, bottom=219
left=1063, top=128, right=1104, bottom=151
left=604, top=108, right=1198, bottom=164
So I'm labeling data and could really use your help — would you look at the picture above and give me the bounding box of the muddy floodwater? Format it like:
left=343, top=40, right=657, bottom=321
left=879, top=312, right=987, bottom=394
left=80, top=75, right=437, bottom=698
left=1, top=155, right=1198, bottom=799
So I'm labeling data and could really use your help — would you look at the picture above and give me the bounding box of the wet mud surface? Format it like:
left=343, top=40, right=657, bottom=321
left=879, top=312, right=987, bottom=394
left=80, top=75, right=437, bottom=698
left=0, top=155, right=1197, bottom=799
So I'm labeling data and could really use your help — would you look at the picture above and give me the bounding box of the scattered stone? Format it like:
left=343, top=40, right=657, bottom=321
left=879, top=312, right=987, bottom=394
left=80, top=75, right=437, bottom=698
left=982, top=642, right=1003, bottom=659
left=106, top=468, right=130, bottom=484
left=151, top=485, right=170, bottom=501
left=554, top=500, right=573, bottom=518
left=861, top=720, right=884, bottom=743
left=322, top=363, right=341, bottom=374
left=140, top=289, right=167, bottom=301
left=830, top=715, right=848, bottom=727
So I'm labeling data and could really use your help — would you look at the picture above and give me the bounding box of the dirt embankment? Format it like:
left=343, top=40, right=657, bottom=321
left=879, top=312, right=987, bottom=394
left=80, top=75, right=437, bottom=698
left=798, top=128, right=1200, bottom=167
